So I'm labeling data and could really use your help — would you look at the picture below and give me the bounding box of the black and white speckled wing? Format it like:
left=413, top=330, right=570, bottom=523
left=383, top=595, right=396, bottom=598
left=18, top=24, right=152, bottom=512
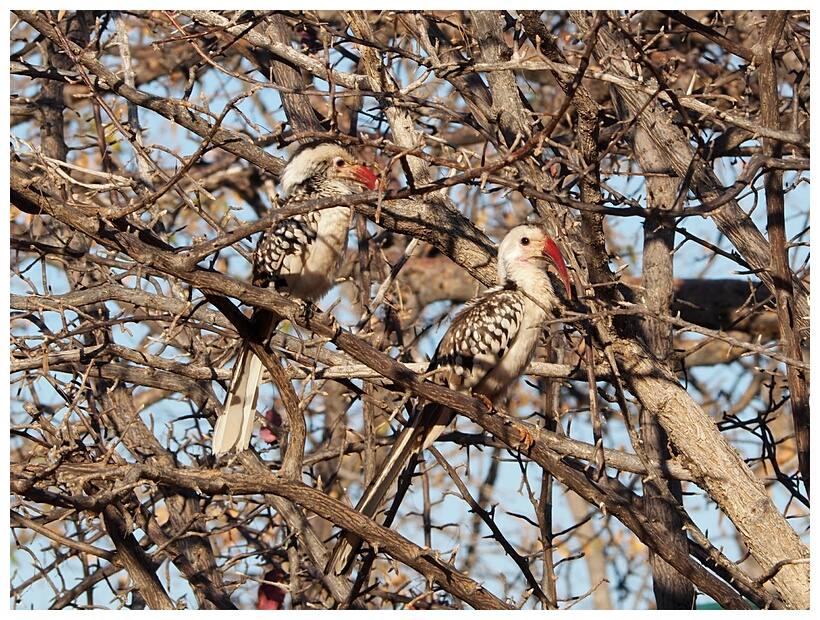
left=252, top=211, right=320, bottom=289
left=428, top=286, right=524, bottom=394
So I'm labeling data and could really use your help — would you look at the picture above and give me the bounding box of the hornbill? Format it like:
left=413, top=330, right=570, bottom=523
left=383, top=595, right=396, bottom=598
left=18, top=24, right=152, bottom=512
left=327, top=223, right=571, bottom=575
left=213, top=141, right=379, bottom=455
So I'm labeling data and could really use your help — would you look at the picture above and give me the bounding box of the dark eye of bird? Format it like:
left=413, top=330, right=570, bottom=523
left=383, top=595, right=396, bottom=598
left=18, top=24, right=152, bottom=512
left=521, top=237, right=530, bottom=246
left=333, top=157, right=345, bottom=168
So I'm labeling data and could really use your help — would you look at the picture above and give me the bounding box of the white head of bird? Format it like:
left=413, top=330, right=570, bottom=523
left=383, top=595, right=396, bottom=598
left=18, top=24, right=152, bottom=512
left=279, top=142, right=379, bottom=200
left=497, top=224, right=571, bottom=301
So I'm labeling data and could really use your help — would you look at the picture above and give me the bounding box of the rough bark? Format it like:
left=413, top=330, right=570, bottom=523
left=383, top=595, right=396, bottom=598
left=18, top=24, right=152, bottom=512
left=568, top=11, right=809, bottom=608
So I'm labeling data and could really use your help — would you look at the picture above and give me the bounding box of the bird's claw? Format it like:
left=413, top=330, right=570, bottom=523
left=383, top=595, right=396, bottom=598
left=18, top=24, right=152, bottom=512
left=516, top=425, right=534, bottom=452
left=474, top=392, right=494, bottom=412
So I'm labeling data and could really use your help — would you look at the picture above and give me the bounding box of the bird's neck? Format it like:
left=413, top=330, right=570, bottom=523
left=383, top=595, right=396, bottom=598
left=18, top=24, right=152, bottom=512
left=504, top=273, right=558, bottom=322
left=287, top=184, right=353, bottom=224
left=287, top=178, right=359, bottom=202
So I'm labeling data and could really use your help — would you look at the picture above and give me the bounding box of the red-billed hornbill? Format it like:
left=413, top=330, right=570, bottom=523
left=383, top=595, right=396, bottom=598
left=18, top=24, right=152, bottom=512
left=328, top=223, right=571, bottom=575
left=213, top=142, right=379, bottom=455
